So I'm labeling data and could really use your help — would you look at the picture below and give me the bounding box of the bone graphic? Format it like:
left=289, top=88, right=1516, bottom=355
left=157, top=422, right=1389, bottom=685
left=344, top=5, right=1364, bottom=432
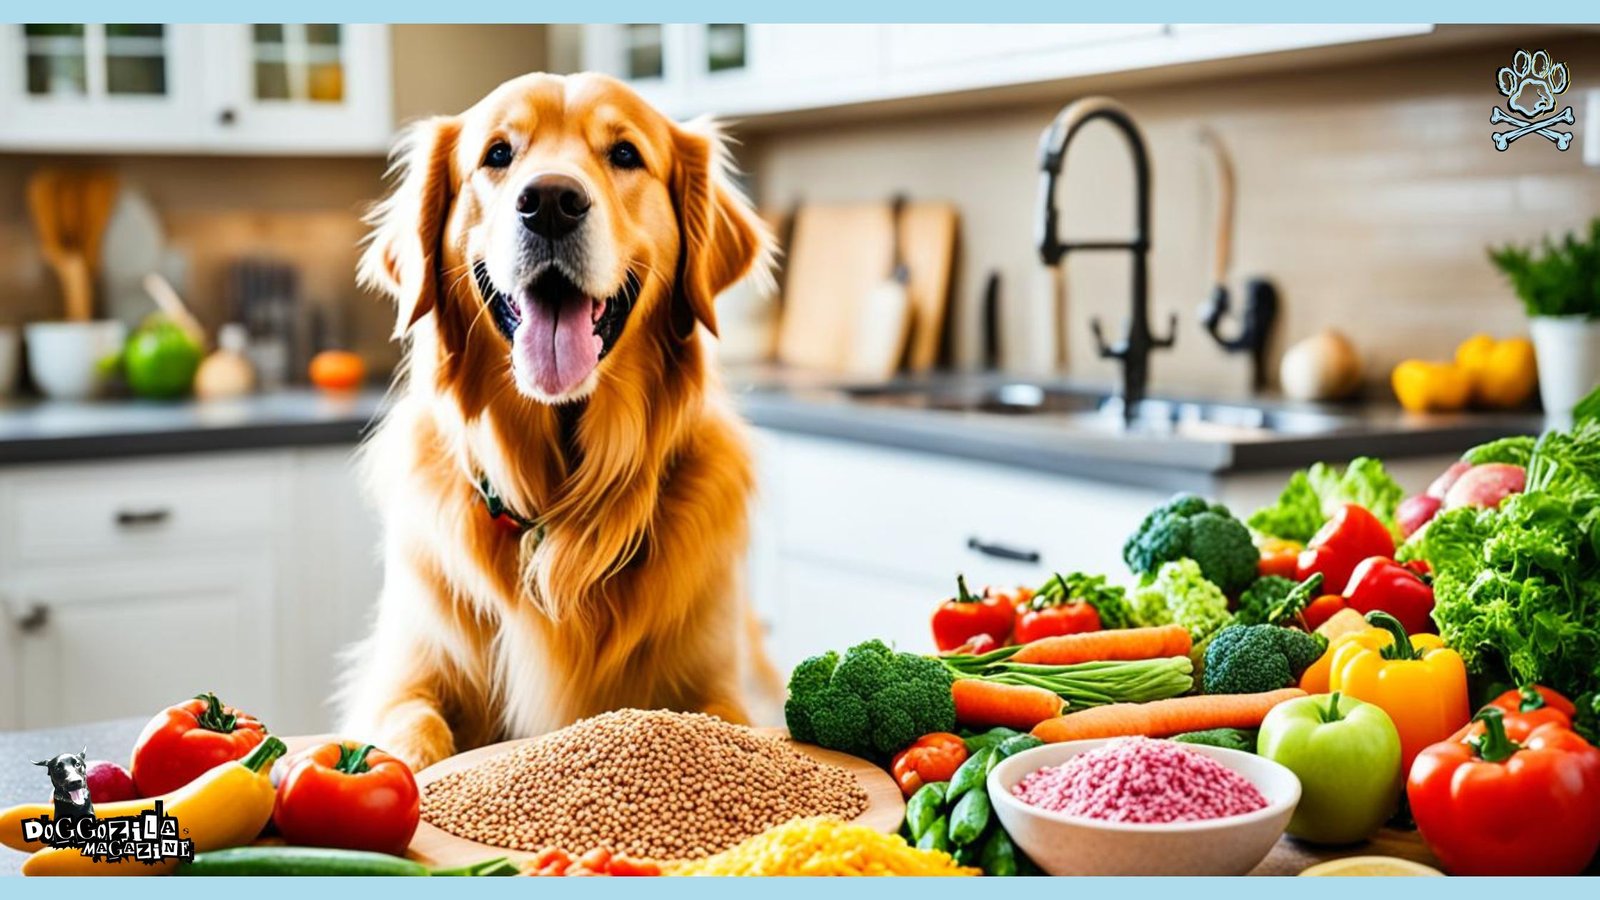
left=1492, top=105, right=1576, bottom=150
left=1490, top=106, right=1574, bottom=149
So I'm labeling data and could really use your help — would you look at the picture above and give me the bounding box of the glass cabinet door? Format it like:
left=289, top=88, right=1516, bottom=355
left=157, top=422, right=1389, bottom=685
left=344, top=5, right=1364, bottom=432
left=203, top=23, right=391, bottom=152
left=1, top=23, right=203, bottom=149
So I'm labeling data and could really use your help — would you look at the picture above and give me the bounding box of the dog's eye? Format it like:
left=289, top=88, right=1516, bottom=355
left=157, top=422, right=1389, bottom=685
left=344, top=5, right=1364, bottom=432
left=483, top=141, right=514, bottom=169
left=607, top=141, right=644, bottom=170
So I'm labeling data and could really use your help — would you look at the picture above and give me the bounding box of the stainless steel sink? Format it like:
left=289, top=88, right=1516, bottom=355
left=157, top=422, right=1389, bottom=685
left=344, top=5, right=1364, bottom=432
left=841, top=381, right=1351, bottom=436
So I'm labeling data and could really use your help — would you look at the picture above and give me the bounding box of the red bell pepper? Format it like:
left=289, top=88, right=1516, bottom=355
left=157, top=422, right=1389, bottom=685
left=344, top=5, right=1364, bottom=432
left=273, top=741, right=421, bottom=856
left=889, top=732, right=969, bottom=796
left=1408, top=708, right=1600, bottom=876
left=930, top=575, right=1014, bottom=652
left=1450, top=685, right=1577, bottom=742
left=130, top=692, right=267, bottom=797
left=1341, top=556, right=1435, bottom=635
left=1296, top=504, right=1396, bottom=594
left=1013, top=594, right=1100, bottom=644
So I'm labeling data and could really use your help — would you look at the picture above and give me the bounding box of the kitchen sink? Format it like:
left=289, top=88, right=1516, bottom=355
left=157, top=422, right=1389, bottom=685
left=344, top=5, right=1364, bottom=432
left=841, top=381, right=1352, bottom=436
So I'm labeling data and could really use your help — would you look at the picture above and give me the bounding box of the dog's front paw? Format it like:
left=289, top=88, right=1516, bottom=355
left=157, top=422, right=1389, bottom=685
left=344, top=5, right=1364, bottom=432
left=378, top=705, right=458, bottom=770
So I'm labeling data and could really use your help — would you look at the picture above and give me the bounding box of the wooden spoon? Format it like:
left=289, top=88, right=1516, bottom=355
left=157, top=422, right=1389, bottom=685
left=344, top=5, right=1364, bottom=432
left=26, top=168, right=120, bottom=321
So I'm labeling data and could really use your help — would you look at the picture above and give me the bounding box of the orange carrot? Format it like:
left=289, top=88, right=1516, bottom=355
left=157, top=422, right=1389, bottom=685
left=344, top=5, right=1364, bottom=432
left=1009, top=624, right=1192, bottom=666
left=952, top=678, right=1065, bottom=731
left=1030, top=688, right=1306, bottom=743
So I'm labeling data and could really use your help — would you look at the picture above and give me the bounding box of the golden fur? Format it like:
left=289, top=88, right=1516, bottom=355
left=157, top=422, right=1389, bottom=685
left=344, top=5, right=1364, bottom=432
left=338, top=72, right=776, bottom=769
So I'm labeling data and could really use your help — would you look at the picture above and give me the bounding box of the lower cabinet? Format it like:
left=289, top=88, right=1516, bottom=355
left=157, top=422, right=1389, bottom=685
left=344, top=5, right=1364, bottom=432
left=0, top=447, right=381, bottom=734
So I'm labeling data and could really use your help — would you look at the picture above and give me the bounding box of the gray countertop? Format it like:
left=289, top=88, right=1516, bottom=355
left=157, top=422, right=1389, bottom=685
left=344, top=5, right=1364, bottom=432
left=0, top=372, right=1543, bottom=487
left=0, top=389, right=388, bottom=466
left=0, top=718, right=146, bottom=876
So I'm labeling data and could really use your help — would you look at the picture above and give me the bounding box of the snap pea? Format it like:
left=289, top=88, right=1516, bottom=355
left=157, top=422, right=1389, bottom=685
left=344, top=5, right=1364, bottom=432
left=946, top=747, right=993, bottom=802
left=978, top=825, right=1019, bottom=877
left=961, top=727, right=1019, bottom=754
left=948, top=786, right=992, bottom=846
left=995, top=734, right=1043, bottom=760
left=916, top=814, right=951, bottom=854
left=904, top=781, right=947, bottom=841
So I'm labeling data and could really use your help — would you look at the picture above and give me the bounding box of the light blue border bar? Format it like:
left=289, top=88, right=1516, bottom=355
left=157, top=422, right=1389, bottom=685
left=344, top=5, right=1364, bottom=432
left=3, top=1, right=1600, bottom=24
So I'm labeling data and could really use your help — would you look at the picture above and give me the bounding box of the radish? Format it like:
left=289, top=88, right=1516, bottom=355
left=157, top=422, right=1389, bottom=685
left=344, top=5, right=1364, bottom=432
left=1397, top=494, right=1443, bottom=538
left=1426, top=461, right=1472, bottom=500
left=1444, top=463, right=1526, bottom=510
left=85, top=760, right=137, bottom=803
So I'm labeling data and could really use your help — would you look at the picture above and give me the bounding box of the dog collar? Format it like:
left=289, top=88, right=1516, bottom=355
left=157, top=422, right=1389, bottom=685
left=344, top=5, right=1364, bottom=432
left=475, top=474, right=541, bottom=537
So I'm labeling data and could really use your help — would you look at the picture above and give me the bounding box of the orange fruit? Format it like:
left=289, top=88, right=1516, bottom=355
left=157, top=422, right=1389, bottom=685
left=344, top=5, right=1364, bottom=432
left=309, top=350, right=366, bottom=392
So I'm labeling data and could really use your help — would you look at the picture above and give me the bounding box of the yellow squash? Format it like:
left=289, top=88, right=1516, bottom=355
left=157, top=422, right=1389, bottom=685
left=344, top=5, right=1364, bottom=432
left=8, top=736, right=284, bottom=876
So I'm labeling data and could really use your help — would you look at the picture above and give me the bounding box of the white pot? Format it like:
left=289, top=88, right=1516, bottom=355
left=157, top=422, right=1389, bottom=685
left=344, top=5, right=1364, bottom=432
left=24, top=320, right=127, bottom=401
left=1529, top=315, right=1600, bottom=426
left=0, top=326, right=18, bottom=398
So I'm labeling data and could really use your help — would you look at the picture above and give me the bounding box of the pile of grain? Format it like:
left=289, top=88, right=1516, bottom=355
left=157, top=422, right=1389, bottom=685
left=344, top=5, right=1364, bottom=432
left=422, top=708, right=869, bottom=860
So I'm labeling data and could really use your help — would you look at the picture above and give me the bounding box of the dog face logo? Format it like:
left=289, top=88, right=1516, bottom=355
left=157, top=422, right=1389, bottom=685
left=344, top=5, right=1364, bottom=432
left=35, top=748, right=94, bottom=820
left=1492, top=49, right=1574, bottom=151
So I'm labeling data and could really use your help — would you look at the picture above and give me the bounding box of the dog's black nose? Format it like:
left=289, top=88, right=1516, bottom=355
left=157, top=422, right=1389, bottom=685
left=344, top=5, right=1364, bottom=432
left=517, top=174, right=590, bottom=240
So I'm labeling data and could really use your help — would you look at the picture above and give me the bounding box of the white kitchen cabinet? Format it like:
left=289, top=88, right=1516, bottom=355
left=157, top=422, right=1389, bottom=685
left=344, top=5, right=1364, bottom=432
left=8, top=555, right=276, bottom=732
left=579, top=23, right=1431, bottom=122
left=0, top=23, right=392, bottom=154
left=0, top=447, right=382, bottom=733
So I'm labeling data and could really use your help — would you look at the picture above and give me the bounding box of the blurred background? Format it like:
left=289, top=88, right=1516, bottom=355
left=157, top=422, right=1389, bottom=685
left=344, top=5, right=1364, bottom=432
left=0, top=23, right=1596, bottom=734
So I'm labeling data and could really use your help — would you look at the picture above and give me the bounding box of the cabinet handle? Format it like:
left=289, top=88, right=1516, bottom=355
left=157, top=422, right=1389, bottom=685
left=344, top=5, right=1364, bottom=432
left=218, top=108, right=237, bottom=126
left=115, top=508, right=172, bottom=528
left=16, top=603, right=49, bottom=634
left=966, top=536, right=1041, bottom=564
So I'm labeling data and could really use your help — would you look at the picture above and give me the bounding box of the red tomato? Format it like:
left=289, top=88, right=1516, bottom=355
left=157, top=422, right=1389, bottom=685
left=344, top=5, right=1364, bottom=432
left=273, top=742, right=420, bottom=856
left=1302, top=594, right=1348, bottom=631
left=930, top=575, right=1015, bottom=652
left=1013, top=601, right=1101, bottom=644
left=890, top=732, right=969, bottom=796
left=131, top=692, right=267, bottom=797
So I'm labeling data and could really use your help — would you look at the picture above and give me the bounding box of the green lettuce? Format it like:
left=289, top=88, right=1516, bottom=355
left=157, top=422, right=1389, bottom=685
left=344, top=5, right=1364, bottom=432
left=1247, top=456, right=1404, bottom=543
left=1463, top=435, right=1537, bottom=467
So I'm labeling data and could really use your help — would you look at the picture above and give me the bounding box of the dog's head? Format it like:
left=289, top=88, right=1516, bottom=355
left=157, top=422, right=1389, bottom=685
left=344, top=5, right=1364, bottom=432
left=35, top=748, right=89, bottom=807
left=362, top=72, right=770, bottom=404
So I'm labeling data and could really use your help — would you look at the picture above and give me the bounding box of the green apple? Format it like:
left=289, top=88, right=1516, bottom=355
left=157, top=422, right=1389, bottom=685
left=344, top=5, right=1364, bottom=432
left=1258, top=691, right=1401, bottom=845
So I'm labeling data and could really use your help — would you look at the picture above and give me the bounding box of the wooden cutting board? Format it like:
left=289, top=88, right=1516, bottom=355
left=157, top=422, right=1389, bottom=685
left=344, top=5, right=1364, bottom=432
left=776, top=202, right=957, bottom=375
left=403, top=727, right=904, bottom=868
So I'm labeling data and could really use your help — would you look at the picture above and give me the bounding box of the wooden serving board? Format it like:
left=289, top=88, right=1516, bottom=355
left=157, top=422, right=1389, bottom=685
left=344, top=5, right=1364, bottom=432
left=402, top=727, right=904, bottom=868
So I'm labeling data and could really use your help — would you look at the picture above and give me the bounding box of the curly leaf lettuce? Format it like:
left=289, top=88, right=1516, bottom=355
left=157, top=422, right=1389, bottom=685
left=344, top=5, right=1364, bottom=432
left=1248, top=456, right=1404, bottom=543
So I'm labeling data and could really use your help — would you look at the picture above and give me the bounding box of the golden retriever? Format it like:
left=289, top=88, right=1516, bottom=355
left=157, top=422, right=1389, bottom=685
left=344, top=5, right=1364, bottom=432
left=338, top=72, right=775, bottom=769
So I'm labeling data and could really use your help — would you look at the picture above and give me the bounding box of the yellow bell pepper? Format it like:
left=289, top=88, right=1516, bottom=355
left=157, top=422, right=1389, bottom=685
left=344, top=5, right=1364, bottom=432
left=1297, top=608, right=1373, bottom=694
left=1391, top=360, right=1472, bottom=413
left=9, top=736, right=284, bottom=875
left=1455, top=334, right=1538, bottom=409
left=1327, top=612, right=1470, bottom=771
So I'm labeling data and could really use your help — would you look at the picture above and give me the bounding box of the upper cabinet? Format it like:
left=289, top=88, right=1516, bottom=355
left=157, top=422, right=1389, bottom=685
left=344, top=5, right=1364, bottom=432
left=579, top=23, right=1433, bottom=122
left=0, top=23, right=393, bottom=154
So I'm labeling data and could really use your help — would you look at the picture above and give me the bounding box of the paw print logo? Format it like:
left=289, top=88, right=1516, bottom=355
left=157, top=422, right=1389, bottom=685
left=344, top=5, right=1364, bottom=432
left=1491, top=49, right=1575, bottom=151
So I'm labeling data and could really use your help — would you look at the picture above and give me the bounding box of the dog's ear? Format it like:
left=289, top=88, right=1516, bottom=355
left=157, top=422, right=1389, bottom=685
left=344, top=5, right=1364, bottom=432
left=669, top=118, right=773, bottom=340
left=34, top=759, right=49, bottom=767
left=360, top=116, right=462, bottom=339
left=79, top=747, right=88, bottom=762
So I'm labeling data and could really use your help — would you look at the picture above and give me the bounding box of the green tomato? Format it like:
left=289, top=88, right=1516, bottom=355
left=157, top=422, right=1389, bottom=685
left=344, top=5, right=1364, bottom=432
left=125, top=317, right=202, bottom=399
left=1257, top=691, right=1401, bottom=845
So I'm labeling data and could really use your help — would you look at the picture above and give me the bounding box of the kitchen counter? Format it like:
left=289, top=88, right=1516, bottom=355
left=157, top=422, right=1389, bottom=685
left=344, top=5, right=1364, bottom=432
left=731, top=369, right=1543, bottom=490
left=0, top=389, right=388, bottom=466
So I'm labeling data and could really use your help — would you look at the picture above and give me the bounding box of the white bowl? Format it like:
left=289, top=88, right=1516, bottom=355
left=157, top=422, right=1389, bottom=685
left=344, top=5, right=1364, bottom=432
left=24, top=320, right=126, bottom=401
left=988, top=738, right=1301, bottom=876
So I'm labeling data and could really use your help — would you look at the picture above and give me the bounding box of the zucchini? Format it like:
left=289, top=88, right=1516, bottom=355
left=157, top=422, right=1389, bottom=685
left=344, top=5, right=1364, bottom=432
left=178, top=847, right=519, bottom=877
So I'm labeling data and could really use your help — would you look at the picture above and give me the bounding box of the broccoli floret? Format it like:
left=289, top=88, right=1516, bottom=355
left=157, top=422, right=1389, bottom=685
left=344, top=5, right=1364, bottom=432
left=1124, top=494, right=1259, bottom=593
left=782, top=639, right=956, bottom=758
left=1235, top=576, right=1296, bottom=626
left=1203, top=624, right=1328, bottom=695
left=783, top=650, right=839, bottom=743
left=1132, top=559, right=1232, bottom=642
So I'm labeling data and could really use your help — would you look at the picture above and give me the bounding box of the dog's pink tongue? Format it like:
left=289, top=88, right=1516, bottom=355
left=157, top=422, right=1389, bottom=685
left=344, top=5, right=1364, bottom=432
left=513, top=290, right=602, bottom=397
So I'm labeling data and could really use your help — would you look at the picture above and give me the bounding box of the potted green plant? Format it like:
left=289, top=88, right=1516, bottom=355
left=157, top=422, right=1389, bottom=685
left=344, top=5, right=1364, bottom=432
left=1489, top=218, right=1600, bottom=424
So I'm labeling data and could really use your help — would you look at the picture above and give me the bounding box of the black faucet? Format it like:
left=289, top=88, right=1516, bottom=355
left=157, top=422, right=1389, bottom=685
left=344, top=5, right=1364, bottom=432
left=1037, top=97, right=1174, bottom=425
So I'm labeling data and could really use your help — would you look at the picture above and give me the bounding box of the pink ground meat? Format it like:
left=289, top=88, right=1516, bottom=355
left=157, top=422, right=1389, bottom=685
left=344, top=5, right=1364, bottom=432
left=1013, top=737, right=1267, bottom=823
